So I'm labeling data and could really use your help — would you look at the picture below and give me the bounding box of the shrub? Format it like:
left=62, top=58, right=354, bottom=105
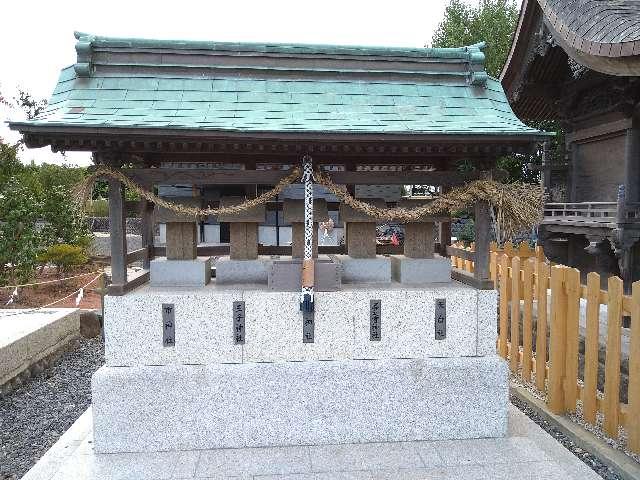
left=39, top=185, right=91, bottom=249
left=85, top=198, right=109, bottom=217
left=37, top=244, right=88, bottom=274
left=458, top=219, right=475, bottom=245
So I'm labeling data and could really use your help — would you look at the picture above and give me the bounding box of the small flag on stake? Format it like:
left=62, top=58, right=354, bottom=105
left=6, top=286, right=18, bottom=305
left=75, top=288, right=84, bottom=307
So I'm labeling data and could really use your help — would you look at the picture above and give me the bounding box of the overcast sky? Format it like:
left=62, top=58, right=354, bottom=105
left=0, top=0, right=465, bottom=166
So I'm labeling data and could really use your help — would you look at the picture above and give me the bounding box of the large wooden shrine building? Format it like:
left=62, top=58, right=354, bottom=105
left=501, top=0, right=640, bottom=288
left=10, top=33, right=546, bottom=293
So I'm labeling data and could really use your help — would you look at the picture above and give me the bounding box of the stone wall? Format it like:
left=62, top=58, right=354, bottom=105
left=89, top=233, right=142, bottom=257
left=87, top=217, right=142, bottom=235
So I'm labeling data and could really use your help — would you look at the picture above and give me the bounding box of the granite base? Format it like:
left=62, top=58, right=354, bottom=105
left=332, top=255, right=391, bottom=283
left=92, top=355, right=508, bottom=453
left=149, top=258, right=211, bottom=287
left=214, top=257, right=271, bottom=284
left=102, top=282, right=488, bottom=366
left=390, top=255, right=451, bottom=284
left=268, top=256, right=341, bottom=291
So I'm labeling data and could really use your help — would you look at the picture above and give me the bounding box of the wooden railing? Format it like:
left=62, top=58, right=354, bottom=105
left=543, top=202, right=618, bottom=224
left=543, top=201, right=640, bottom=225
left=451, top=242, right=640, bottom=453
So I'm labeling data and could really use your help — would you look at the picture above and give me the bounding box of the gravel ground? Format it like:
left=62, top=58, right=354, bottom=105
left=0, top=337, right=104, bottom=480
left=510, top=393, right=623, bottom=480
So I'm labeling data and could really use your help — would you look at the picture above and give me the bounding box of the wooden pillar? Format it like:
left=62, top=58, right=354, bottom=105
left=292, top=222, right=318, bottom=259
left=438, top=186, right=452, bottom=255
left=108, top=179, right=127, bottom=288
left=340, top=198, right=385, bottom=259
left=569, top=142, right=579, bottom=202
left=624, top=127, right=639, bottom=203
left=217, top=197, right=265, bottom=261
left=140, top=199, right=154, bottom=270
left=439, top=221, right=452, bottom=256
left=166, top=222, right=198, bottom=260
left=283, top=199, right=327, bottom=259
left=404, top=223, right=435, bottom=258
left=229, top=223, right=259, bottom=260
left=474, top=200, right=491, bottom=286
left=542, top=140, right=551, bottom=198
left=346, top=223, right=377, bottom=258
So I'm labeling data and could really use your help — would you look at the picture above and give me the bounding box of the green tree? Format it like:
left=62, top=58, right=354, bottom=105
left=0, top=142, right=24, bottom=184
left=39, top=185, right=91, bottom=249
left=431, top=0, right=520, bottom=78
left=14, top=89, right=47, bottom=120
left=0, top=177, right=42, bottom=284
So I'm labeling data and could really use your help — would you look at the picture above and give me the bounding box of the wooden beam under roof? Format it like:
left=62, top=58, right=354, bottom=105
left=120, top=168, right=497, bottom=187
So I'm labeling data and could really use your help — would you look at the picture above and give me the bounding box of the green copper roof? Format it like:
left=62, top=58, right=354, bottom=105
left=10, top=33, right=545, bottom=139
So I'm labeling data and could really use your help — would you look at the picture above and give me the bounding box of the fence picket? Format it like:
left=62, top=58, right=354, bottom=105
left=564, top=268, right=581, bottom=412
left=583, top=272, right=601, bottom=425
left=535, top=261, right=549, bottom=391
left=510, top=256, right=521, bottom=373
left=522, top=259, right=534, bottom=381
left=548, top=266, right=567, bottom=414
left=603, top=276, right=623, bottom=438
left=490, top=251, right=498, bottom=284
left=499, top=254, right=509, bottom=358
left=629, top=281, right=640, bottom=453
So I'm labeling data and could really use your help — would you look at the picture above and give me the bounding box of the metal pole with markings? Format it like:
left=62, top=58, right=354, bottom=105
left=300, top=155, right=315, bottom=343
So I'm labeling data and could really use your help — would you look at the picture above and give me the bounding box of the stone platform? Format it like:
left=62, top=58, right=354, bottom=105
left=97, top=281, right=502, bottom=453
left=20, top=404, right=602, bottom=480
left=103, top=282, right=496, bottom=365
left=92, top=356, right=507, bottom=452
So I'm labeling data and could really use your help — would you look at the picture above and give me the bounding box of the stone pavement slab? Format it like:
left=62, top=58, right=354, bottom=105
left=21, top=404, right=603, bottom=480
left=0, top=308, right=79, bottom=387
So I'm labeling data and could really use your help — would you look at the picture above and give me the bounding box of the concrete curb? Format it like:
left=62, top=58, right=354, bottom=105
left=510, top=384, right=640, bottom=480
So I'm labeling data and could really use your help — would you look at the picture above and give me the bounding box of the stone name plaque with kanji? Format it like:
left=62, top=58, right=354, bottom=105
left=435, top=298, right=446, bottom=340
left=370, top=299, right=381, bottom=341
left=233, top=301, right=245, bottom=344
left=162, top=303, right=175, bottom=347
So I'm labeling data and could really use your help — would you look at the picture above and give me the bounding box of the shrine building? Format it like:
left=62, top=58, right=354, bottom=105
left=10, top=33, right=546, bottom=452
left=501, top=0, right=640, bottom=289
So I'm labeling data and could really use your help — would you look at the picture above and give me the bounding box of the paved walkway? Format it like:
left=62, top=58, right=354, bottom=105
left=22, top=405, right=601, bottom=480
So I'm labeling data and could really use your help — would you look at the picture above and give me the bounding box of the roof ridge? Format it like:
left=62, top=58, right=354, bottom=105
left=74, top=31, right=485, bottom=58
left=72, top=32, right=488, bottom=85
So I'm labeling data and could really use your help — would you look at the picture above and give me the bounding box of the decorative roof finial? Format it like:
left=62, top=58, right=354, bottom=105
left=74, top=32, right=95, bottom=77
left=465, top=42, right=488, bottom=87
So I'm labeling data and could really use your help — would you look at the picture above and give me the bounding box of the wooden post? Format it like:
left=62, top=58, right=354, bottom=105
left=498, top=254, right=509, bottom=358
left=140, top=199, right=154, bottom=270
left=564, top=267, right=581, bottom=412
left=108, top=178, right=127, bottom=289
left=603, top=276, right=623, bottom=438
left=582, top=272, right=600, bottom=425
left=522, top=258, right=534, bottom=381
left=535, top=261, right=549, bottom=391
left=582, top=272, right=601, bottom=424
left=510, top=256, right=521, bottom=373
left=490, top=251, right=498, bottom=285
left=628, top=280, right=640, bottom=452
left=548, top=266, right=567, bottom=414
left=474, top=200, right=490, bottom=287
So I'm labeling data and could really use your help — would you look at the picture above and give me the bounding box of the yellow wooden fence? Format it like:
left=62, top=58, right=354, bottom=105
left=450, top=241, right=640, bottom=453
